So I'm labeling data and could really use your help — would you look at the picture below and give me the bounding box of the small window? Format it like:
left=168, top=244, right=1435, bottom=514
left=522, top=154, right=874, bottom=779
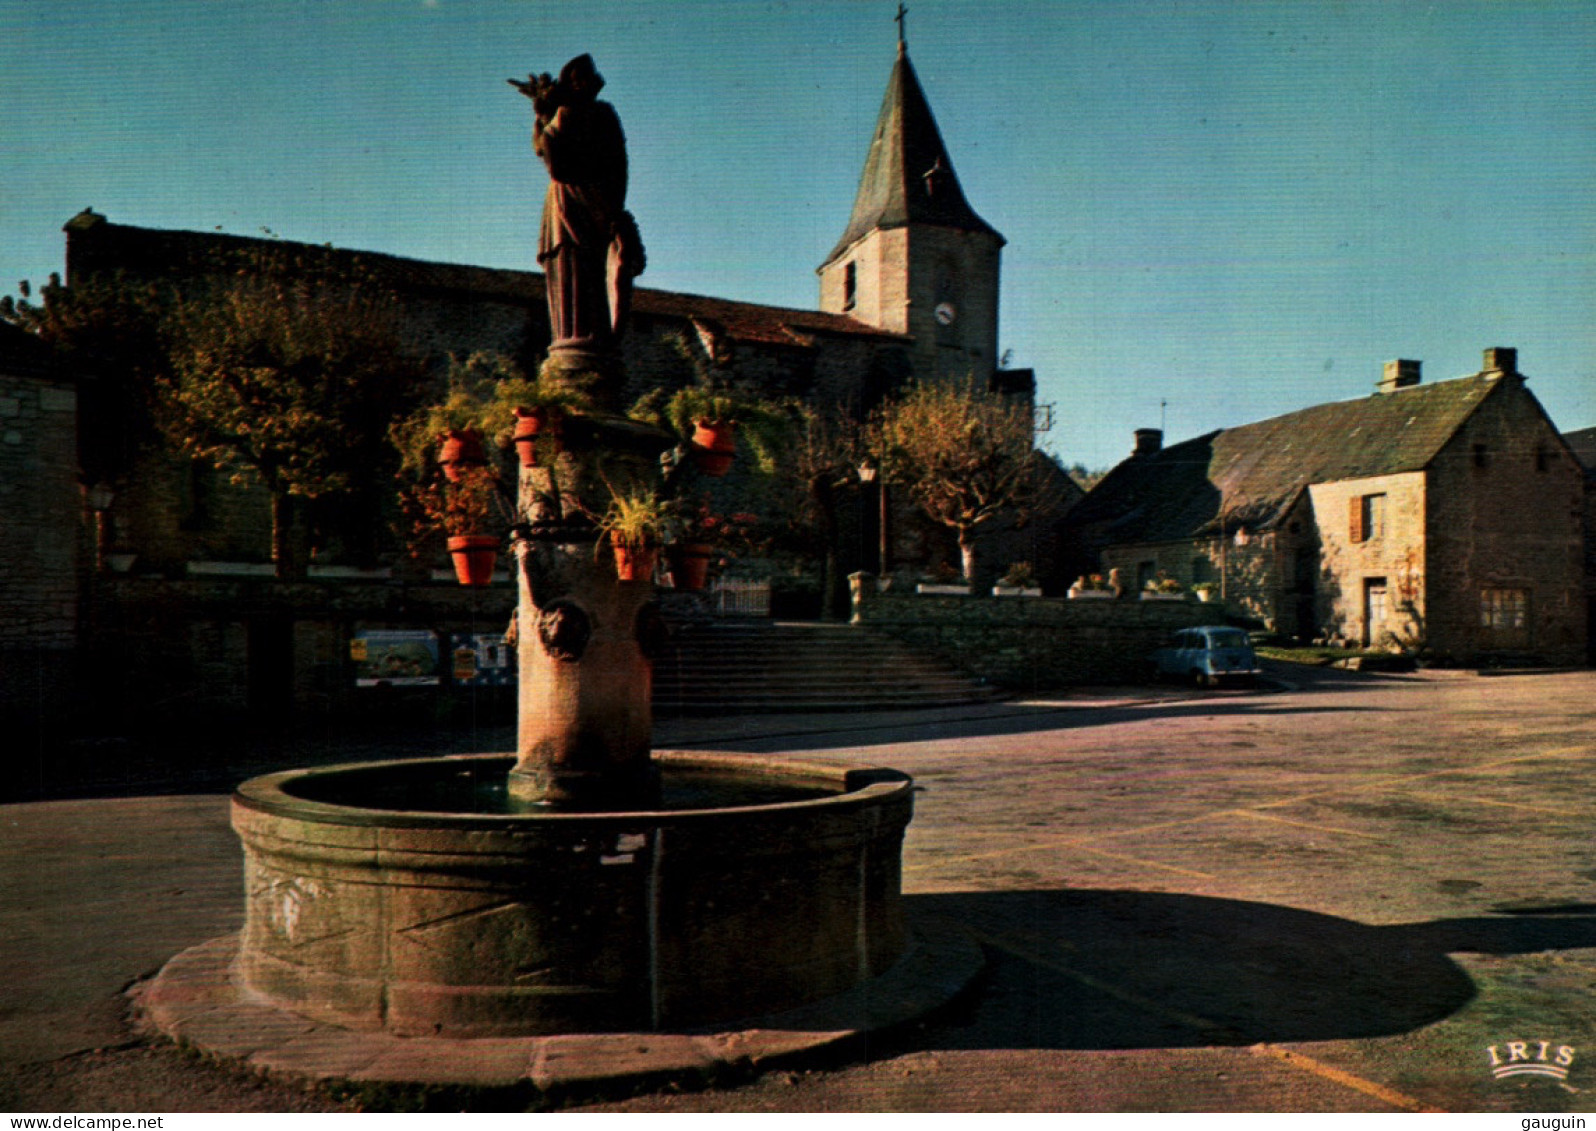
left=1480, top=588, right=1527, bottom=630
left=1473, top=443, right=1489, bottom=468
left=1349, top=493, right=1385, bottom=543
left=842, top=262, right=856, bottom=312
left=1535, top=444, right=1550, bottom=472
left=179, top=460, right=217, bottom=532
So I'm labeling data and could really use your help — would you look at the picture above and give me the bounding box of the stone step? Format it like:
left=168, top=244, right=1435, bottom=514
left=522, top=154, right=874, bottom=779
left=651, top=620, right=998, bottom=715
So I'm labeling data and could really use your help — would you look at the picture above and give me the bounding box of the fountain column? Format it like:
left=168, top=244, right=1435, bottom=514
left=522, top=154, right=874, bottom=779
left=508, top=352, right=671, bottom=807
left=506, top=54, right=659, bottom=806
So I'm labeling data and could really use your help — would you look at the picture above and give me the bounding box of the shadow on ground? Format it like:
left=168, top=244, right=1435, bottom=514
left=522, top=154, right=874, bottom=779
left=687, top=698, right=1383, bottom=756
left=906, top=889, right=1596, bottom=1051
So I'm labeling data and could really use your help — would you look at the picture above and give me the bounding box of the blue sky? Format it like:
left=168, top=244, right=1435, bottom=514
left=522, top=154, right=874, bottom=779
left=3, top=0, right=1592, bottom=468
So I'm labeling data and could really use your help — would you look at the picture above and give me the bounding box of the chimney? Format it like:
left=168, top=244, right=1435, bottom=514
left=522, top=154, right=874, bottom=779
left=1482, top=347, right=1518, bottom=377
left=1377, top=359, right=1422, bottom=394
left=1133, top=428, right=1163, bottom=457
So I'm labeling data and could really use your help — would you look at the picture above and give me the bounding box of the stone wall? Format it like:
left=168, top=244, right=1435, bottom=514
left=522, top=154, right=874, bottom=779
left=85, top=576, right=517, bottom=726
left=850, top=579, right=1220, bottom=688
left=0, top=359, right=82, bottom=728
left=1307, top=469, right=1427, bottom=647
left=1425, top=378, right=1586, bottom=665
left=1098, top=528, right=1283, bottom=632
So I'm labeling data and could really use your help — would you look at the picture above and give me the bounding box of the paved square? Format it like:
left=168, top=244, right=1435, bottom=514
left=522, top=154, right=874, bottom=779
left=2, top=664, right=1593, bottom=1111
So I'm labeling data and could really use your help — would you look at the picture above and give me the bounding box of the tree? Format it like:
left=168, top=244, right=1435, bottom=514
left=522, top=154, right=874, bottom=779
left=2, top=272, right=171, bottom=486
left=871, top=375, right=1066, bottom=584
left=781, top=403, right=866, bottom=620
left=158, top=262, right=425, bottom=578
left=1066, top=462, right=1110, bottom=492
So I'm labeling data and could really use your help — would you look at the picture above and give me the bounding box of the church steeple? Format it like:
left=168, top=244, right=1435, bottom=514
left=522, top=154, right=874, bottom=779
left=819, top=39, right=1005, bottom=384
left=822, top=45, right=1002, bottom=268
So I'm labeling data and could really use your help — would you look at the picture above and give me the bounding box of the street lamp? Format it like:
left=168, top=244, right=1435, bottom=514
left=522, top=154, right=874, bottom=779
left=85, top=481, right=115, bottom=574
left=857, top=459, right=889, bottom=578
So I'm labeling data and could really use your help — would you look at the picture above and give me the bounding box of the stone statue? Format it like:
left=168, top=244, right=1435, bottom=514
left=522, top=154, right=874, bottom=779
left=510, top=55, right=645, bottom=357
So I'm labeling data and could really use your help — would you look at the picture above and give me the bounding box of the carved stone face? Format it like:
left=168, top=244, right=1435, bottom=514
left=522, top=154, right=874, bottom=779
left=537, top=599, right=592, bottom=662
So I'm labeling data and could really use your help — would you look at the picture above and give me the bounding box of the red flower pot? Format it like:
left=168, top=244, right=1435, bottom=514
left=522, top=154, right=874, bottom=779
left=690, top=420, right=736, bottom=477
left=438, top=429, right=486, bottom=483
left=668, top=542, right=713, bottom=591
left=512, top=406, right=563, bottom=469
left=447, top=534, right=499, bottom=586
left=613, top=543, right=659, bottom=583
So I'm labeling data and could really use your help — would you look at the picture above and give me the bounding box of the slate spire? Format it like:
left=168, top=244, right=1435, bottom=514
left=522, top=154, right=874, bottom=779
left=822, top=44, right=1003, bottom=267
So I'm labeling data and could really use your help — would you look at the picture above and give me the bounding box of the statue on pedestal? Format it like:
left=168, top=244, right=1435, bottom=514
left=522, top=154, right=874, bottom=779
left=511, top=54, right=645, bottom=361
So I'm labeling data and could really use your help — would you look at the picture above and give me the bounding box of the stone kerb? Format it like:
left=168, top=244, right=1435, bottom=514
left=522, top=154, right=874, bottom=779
left=851, top=584, right=1216, bottom=688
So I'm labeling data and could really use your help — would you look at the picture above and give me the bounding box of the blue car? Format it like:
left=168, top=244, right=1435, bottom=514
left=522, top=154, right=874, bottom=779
left=1150, top=626, right=1261, bottom=687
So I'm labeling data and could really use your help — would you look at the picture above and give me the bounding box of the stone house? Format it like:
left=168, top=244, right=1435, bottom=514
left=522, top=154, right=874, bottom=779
left=1564, top=425, right=1596, bottom=662
left=1064, top=349, right=1587, bottom=665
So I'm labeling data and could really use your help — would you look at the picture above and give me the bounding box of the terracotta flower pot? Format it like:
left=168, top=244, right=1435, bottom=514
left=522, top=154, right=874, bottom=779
left=613, top=543, right=659, bottom=583
left=691, top=420, right=737, bottom=477
left=512, top=406, right=563, bottom=469
left=438, top=429, right=486, bottom=483
left=447, top=534, right=499, bottom=586
left=668, top=542, right=714, bottom=591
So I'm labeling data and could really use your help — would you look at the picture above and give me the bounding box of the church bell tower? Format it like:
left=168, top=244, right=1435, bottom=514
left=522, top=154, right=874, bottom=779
left=818, top=30, right=1005, bottom=384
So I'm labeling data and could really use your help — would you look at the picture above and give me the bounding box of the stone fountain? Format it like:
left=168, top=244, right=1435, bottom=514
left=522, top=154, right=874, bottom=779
left=137, top=55, right=974, bottom=1094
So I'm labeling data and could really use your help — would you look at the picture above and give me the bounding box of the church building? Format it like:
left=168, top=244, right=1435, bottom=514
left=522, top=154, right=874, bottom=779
left=4, top=40, right=1046, bottom=728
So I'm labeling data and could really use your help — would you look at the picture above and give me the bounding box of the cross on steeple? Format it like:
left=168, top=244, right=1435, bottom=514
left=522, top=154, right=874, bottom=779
left=895, top=2, right=908, bottom=47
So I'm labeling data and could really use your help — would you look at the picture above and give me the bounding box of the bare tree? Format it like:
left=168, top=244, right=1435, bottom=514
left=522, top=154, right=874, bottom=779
left=871, top=375, right=1065, bottom=584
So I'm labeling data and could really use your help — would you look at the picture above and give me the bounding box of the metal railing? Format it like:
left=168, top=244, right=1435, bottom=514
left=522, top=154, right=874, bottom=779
left=711, top=579, right=771, bottom=617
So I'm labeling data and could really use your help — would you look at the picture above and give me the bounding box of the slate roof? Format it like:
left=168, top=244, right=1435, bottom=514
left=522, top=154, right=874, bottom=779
left=62, top=213, right=907, bottom=350
left=821, top=46, right=1002, bottom=267
left=1070, top=372, right=1512, bottom=544
left=1564, top=426, right=1596, bottom=480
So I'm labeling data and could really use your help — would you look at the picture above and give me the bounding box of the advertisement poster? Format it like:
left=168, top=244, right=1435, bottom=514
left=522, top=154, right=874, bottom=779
left=350, top=629, right=440, bottom=687
left=448, top=632, right=515, bottom=687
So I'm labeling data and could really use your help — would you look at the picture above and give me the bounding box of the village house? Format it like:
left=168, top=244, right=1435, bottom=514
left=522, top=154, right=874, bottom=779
left=1064, top=349, right=1588, bottom=666
left=1565, top=424, right=1596, bottom=663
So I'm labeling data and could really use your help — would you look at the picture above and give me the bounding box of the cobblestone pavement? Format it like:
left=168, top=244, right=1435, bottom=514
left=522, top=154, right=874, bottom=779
left=3, top=664, right=1594, bottom=1112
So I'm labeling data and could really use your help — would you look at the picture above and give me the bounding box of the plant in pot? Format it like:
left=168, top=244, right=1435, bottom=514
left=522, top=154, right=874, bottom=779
left=399, top=464, right=509, bottom=586
left=1193, top=581, right=1218, bottom=603
left=1143, top=572, right=1185, bottom=599
left=629, top=334, right=791, bottom=478
left=664, top=496, right=759, bottom=591
left=1068, top=572, right=1116, bottom=599
left=993, top=560, right=1042, bottom=596
left=917, top=560, right=971, bottom=595
left=392, top=360, right=519, bottom=585
left=482, top=366, right=585, bottom=470
left=598, top=484, right=670, bottom=582
left=391, top=356, right=497, bottom=484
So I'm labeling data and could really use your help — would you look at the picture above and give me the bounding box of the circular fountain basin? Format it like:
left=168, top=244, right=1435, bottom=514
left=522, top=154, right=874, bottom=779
left=232, top=751, right=912, bottom=1038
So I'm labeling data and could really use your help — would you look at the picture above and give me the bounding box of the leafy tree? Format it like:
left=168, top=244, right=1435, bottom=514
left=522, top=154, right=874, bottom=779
left=158, top=263, right=426, bottom=578
left=871, top=375, right=1066, bottom=584
left=1066, top=462, right=1109, bottom=492
left=2, top=272, right=170, bottom=484
left=778, top=403, right=866, bottom=619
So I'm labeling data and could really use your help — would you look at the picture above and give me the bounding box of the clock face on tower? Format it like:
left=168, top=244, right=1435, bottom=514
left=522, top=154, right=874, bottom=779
left=934, top=301, right=958, bottom=326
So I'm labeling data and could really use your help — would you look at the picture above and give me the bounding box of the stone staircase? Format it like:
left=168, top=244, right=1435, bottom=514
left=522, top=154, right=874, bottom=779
left=652, top=619, right=1005, bottom=715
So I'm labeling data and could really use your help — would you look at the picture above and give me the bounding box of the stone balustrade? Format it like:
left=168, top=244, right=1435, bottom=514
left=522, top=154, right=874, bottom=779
left=850, top=574, right=1220, bottom=688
